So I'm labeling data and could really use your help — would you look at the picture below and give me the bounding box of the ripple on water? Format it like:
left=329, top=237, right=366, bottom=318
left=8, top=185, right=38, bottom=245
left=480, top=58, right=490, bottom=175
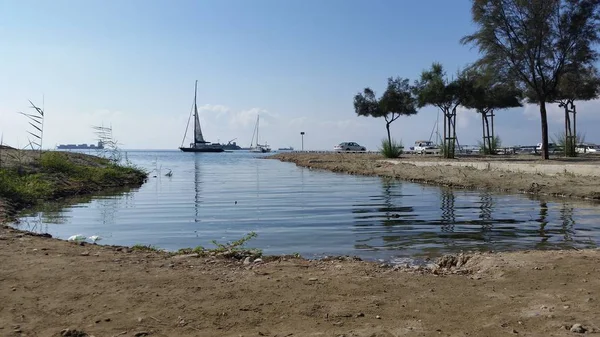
left=14, top=150, right=600, bottom=261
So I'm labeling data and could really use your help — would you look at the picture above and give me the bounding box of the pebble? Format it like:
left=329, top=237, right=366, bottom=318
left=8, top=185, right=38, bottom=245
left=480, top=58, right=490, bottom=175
left=308, top=277, right=318, bottom=282
left=134, top=332, right=150, bottom=337
left=356, top=313, right=364, bottom=317
left=243, top=257, right=252, bottom=265
left=570, top=324, right=586, bottom=333
left=376, top=315, right=381, bottom=319
left=80, top=251, right=90, bottom=256
left=253, top=258, right=263, bottom=264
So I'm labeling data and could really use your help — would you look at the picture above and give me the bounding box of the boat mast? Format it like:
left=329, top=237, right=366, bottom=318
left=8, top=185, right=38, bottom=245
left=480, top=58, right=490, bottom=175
left=256, top=114, right=260, bottom=146
left=194, top=80, right=198, bottom=144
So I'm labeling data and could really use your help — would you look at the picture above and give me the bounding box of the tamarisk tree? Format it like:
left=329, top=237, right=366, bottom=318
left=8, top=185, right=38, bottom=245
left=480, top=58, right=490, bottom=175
left=354, top=77, right=417, bottom=154
left=460, top=66, right=522, bottom=154
left=461, top=0, right=600, bottom=160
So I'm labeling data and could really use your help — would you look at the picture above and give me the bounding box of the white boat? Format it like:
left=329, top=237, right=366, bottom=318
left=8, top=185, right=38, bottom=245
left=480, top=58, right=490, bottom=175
left=179, top=81, right=224, bottom=153
left=249, top=115, right=271, bottom=153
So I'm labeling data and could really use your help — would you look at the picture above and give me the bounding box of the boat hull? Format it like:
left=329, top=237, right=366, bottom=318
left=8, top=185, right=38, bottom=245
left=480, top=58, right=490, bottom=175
left=179, top=147, right=225, bottom=153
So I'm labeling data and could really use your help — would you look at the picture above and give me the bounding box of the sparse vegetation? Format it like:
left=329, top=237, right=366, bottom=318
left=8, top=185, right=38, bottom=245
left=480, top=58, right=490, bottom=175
left=175, top=232, right=262, bottom=259
left=0, top=150, right=147, bottom=211
left=132, top=244, right=162, bottom=252
left=553, top=132, right=585, bottom=157
left=379, top=138, right=403, bottom=158
left=477, top=135, right=502, bottom=155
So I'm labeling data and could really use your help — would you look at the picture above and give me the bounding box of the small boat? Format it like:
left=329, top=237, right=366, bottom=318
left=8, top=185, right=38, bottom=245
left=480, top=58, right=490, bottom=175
left=278, top=146, right=294, bottom=151
left=249, top=115, right=271, bottom=153
left=179, top=81, right=224, bottom=153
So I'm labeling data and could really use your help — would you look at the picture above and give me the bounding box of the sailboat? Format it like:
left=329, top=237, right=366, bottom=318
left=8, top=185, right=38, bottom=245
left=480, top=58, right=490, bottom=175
left=249, top=114, right=271, bottom=153
left=179, top=81, right=224, bottom=153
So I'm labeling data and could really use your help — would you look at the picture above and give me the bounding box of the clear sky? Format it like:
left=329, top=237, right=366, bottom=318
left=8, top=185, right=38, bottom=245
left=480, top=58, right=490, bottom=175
left=1, top=0, right=599, bottom=150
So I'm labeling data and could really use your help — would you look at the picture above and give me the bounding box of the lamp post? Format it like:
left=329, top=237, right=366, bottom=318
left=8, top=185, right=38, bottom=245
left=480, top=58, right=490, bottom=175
left=300, top=132, right=305, bottom=151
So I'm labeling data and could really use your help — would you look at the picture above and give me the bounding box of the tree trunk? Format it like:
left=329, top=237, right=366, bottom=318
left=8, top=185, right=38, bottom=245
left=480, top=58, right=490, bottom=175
left=484, top=114, right=492, bottom=154
left=540, top=101, right=550, bottom=160
left=386, top=122, right=392, bottom=149
left=481, top=112, right=486, bottom=154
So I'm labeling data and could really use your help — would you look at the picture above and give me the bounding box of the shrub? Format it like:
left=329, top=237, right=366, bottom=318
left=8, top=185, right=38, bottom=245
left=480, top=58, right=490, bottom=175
left=478, top=135, right=502, bottom=155
left=379, top=138, right=403, bottom=158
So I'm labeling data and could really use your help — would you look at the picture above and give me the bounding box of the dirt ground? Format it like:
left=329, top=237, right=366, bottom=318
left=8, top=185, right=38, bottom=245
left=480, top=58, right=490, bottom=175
left=1, top=224, right=599, bottom=337
left=270, top=153, right=600, bottom=201
left=2, top=152, right=600, bottom=336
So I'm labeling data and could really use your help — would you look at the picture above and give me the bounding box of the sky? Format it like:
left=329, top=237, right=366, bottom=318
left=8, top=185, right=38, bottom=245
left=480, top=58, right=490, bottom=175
left=1, top=0, right=599, bottom=150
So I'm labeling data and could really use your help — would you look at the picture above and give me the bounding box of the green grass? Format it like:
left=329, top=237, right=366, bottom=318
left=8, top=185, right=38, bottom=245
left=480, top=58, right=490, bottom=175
left=0, top=151, right=147, bottom=210
left=379, top=138, right=403, bottom=158
left=132, top=244, right=162, bottom=252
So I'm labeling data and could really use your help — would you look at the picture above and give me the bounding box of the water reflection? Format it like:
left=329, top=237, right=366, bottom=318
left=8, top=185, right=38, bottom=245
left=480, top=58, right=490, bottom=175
left=440, top=189, right=456, bottom=233
left=11, top=151, right=600, bottom=261
left=194, top=155, right=202, bottom=223
left=16, top=188, right=134, bottom=234
left=350, top=177, right=597, bottom=258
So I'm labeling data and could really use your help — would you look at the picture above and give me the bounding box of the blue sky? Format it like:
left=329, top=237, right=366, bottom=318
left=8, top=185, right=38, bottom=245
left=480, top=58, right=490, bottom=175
left=1, top=0, right=599, bottom=150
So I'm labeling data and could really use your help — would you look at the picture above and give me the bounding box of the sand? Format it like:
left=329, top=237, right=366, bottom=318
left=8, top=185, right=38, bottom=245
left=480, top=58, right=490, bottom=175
left=1, top=152, right=600, bottom=336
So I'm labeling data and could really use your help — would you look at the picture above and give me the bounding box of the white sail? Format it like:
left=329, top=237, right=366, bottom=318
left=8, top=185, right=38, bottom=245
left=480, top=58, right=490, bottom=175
left=194, top=104, right=206, bottom=144
left=193, top=81, right=207, bottom=144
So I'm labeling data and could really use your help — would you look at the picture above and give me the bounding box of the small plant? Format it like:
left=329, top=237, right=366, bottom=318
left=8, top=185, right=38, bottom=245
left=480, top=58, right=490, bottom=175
left=553, top=132, right=585, bottom=157
left=18, top=100, right=45, bottom=156
left=211, top=231, right=258, bottom=253
left=379, top=138, right=403, bottom=158
left=478, top=135, right=502, bottom=155
left=132, top=244, right=161, bottom=252
left=93, top=125, right=122, bottom=164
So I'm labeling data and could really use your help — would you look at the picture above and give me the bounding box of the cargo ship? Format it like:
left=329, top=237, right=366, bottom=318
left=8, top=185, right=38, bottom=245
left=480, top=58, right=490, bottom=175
left=57, top=141, right=104, bottom=150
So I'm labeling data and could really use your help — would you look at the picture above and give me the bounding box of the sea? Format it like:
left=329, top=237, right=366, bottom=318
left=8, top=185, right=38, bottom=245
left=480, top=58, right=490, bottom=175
left=14, top=150, right=600, bottom=263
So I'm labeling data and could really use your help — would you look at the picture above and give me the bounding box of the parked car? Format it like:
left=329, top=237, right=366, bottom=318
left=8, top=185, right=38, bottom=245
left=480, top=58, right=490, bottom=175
left=576, top=144, right=600, bottom=154
left=334, top=142, right=366, bottom=152
left=413, top=140, right=440, bottom=154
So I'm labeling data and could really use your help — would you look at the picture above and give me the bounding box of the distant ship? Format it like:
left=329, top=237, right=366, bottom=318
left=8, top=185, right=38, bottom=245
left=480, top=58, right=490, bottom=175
left=277, top=146, right=294, bottom=151
left=220, top=140, right=242, bottom=150
left=57, top=141, right=104, bottom=150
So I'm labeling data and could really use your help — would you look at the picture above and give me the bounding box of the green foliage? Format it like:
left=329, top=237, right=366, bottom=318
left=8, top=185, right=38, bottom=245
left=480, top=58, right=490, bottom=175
left=461, top=0, right=600, bottom=159
left=379, top=138, right=403, bottom=158
left=414, top=63, right=463, bottom=159
left=460, top=66, right=522, bottom=112
left=174, top=232, right=261, bottom=258
left=40, top=152, right=77, bottom=174
left=354, top=77, right=417, bottom=149
left=552, top=132, right=585, bottom=157
left=132, top=244, right=161, bottom=252
left=0, top=170, right=53, bottom=205
left=0, top=150, right=146, bottom=209
left=478, top=136, right=502, bottom=155
left=211, top=231, right=258, bottom=253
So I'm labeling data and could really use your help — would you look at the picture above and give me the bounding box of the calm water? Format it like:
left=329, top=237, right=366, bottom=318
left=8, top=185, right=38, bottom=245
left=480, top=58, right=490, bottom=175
left=15, top=150, right=600, bottom=262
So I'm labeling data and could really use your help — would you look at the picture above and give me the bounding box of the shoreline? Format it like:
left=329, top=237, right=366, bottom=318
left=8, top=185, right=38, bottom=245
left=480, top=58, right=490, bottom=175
left=1, top=223, right=599, bottom=336
left=270, top=153, right=600, bottom=201
left=2, top=151, right=600, bottom=335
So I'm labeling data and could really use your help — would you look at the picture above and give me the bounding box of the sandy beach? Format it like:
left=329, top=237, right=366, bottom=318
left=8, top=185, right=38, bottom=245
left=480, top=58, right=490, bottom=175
left=1, top=152, right=600, bottom=336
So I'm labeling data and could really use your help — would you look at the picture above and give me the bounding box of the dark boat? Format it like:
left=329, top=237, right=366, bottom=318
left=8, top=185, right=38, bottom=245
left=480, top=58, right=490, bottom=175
left=179, top=81, right=225, bottom=153
left=57, top=141, right=104, bottom=150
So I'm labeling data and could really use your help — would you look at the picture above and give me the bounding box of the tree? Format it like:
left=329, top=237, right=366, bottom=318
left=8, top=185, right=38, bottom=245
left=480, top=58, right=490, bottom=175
left=354, top=77, right=417, bottom=152
left=414, top=63, right=463, bottom=158
left=461, top=0, right=600, bottom=160
left=554, top=65, right=600, bottom=156
left=460, top=66, right=522, bottom=154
